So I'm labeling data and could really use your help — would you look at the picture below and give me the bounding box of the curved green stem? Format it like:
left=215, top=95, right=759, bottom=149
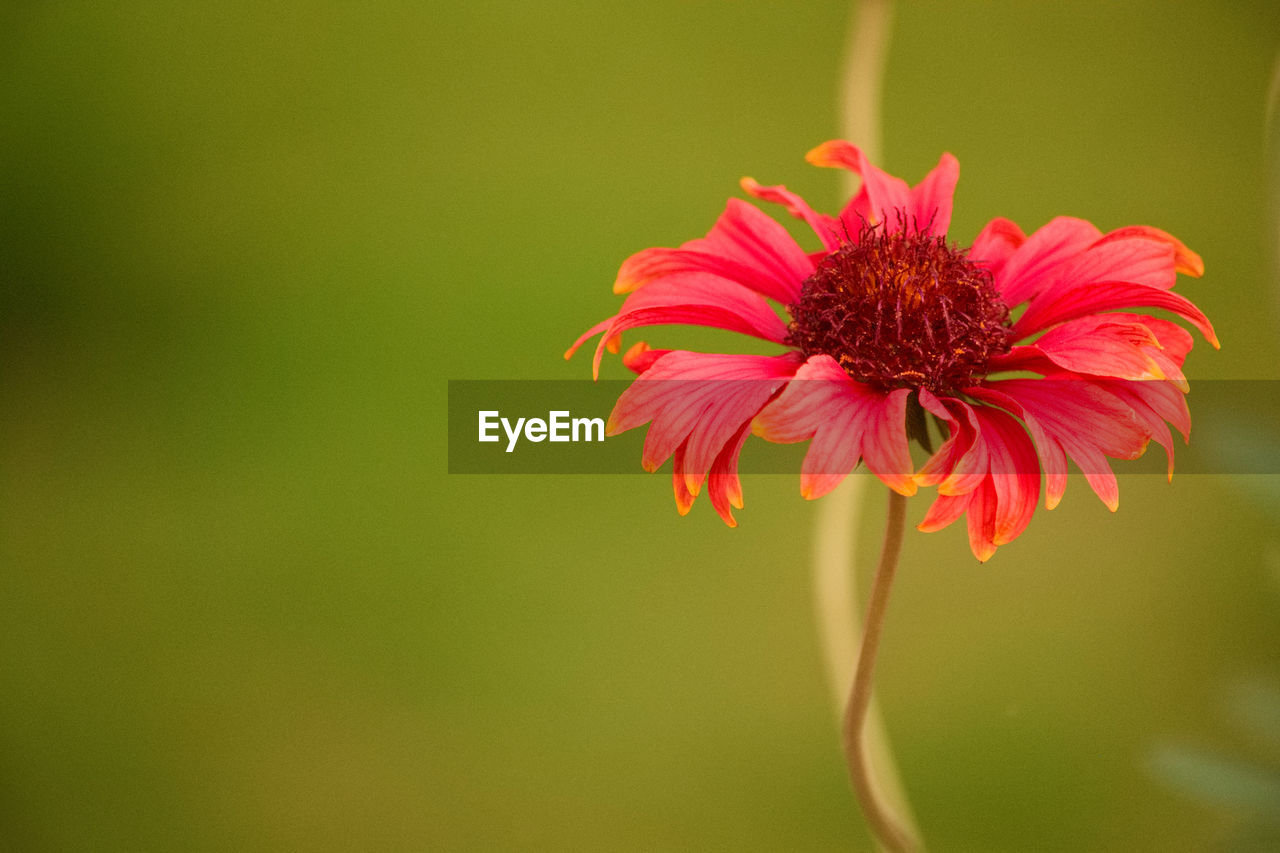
left=842, top=489, right=918, bottom=852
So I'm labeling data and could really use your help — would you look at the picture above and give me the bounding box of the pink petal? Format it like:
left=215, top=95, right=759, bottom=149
left=906, top=152, right=960, bottom=236
left=614, top=198, right=814, bottom=304
left=1034, top=315, right=1166, bottom=380
left=857, top=388, right=915, bottom=496
left=974, top=380, right=1151, bottom=512
left=671, top=441, right=695, bottom=516
left=621, top=341, right=672, bottom=375
left=1139, top=316, right=1195, bottom=368
left=1093, top=225, right=1203, bottom=277
left=708, top=420, right=753, bottom=526
left=964, top=481, right=1000, bottom=562
left=1012, top=280, right=1218, bottom=348
left=1091, top=381, right=1175, bottom=480
left=805, top=140, right=911, bottom=228
left=568, top=275, right=792, bottom=379
left=985, top=346, right=1059, bottom=376
left=915, top=391, right=987, bottom=496
left=1078, top=232, right=1180, bottom=290
left=975, top=408, right=1042, bottom=546
left=751, top=355, right=915, bottom=498
left=915, top=400, right=1040, bottom=561
left=917, top=491, right=971, bottom=534
left=1047, top=313, right=1193, bottom=388
left=918, top=409, right=1039, bottom=562
left=994, top=216, right=1102, bottom=307
left=751, top=354, right=855, bottom=443
left=1018, top=233, right=1185, bottom=311
left=632, top=381, right=728, bottom=471
left=1098, top=377, right=1191, bottom=480
left=565, top=317, right=614, bottom=367
left=681, top=380, right=772, bottom=495
left=740, top=177, right=842, bottom=252
left=972, top=386, right=1067, bottom=509
left=1117, top=377, right=1190, bottom=443
left=968, top=217, right=1027, bottom=278
left=607, top=352, right=800, bottom=515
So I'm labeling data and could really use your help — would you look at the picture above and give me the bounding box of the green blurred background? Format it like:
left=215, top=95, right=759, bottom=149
left=3, top=1, right=1279, bottom=850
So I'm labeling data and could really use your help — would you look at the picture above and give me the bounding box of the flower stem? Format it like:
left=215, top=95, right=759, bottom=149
left=842, top=489, right=919, bottom=852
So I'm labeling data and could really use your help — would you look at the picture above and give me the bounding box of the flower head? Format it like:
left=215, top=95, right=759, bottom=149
left=566, top=142, right=1216, bottom=560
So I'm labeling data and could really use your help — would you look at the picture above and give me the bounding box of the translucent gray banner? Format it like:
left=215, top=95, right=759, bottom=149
left=448, top=380, right=1280, bottom=475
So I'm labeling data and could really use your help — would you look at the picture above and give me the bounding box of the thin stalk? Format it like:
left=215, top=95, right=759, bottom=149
left=841, top=489, right=918, bottom=852
left=813, top=480, right=919, bottom=847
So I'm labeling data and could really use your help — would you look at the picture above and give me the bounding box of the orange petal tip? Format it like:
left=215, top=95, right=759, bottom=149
left=620, top=341, right=647, bottom=369
left=1177, top=247, right=1205, bottom=278
left=890, top=479, right=919, bottom=498
left=621, top=341, right=666, bottom=375
left=992, top=526, right=1018, bottom=547
left=684, top=474, right=703, bottom=497
left=612, top=264, right=648, bottom=295
left=804, top=140, right=848, bottom=168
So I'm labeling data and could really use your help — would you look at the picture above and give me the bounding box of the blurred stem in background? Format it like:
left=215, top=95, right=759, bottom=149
left=811, top=0, right=923, bottom=850
left=1267, top=48, right=1280, bottom=314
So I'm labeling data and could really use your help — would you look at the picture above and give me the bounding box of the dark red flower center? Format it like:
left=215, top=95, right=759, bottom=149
left=786, top=220, right=1012, bottom=393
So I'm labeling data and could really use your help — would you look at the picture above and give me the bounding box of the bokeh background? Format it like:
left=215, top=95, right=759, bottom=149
left=3, top=1, right=1279, bottom=850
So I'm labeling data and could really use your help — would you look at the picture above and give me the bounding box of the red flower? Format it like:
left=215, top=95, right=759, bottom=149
left=566, top=142, right=1216, bottom=560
